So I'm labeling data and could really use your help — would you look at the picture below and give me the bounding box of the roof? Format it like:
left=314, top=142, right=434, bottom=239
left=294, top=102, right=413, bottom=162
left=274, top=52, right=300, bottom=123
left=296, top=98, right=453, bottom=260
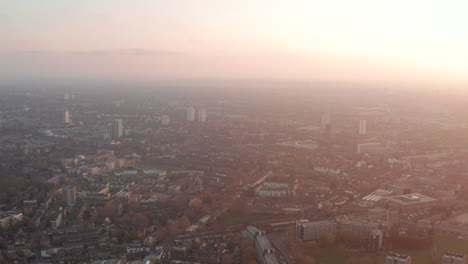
left=300, top=220, right=337, bottom=227
left=387, top=193, right=438, bottom=205
left=255, top=235, right=273, bottom=252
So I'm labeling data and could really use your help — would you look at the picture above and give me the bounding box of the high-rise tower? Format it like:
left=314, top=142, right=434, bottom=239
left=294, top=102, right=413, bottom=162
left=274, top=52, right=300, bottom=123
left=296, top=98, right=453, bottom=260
left=197, top=108, right=206, bottom=122
left=187, top=107, right=195, bottom=121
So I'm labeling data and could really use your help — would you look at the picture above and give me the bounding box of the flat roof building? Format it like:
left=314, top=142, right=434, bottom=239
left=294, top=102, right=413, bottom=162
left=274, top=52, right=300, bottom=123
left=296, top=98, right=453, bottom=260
left=0, top=211, right=23, bottom=229
left=387, top=193, right=438, bottom=212
left=297, top=220, right=338, bottom=241
left=339, top=220, right=380, bottom=236
left=385, top=253, right=412, bottom=264
left=441, top=252, right=467, bottom=264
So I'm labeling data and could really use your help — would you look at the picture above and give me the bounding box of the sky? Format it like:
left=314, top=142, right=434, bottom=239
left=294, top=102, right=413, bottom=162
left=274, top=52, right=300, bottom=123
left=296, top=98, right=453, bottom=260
left=1, top=0, right=468, bottom=88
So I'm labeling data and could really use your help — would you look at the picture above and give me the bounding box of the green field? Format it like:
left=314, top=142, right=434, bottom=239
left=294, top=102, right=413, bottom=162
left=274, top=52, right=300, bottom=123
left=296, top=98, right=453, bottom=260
left=289, top=235, right=468, bottom=264
left=311, top=248, right=384, bottom=264
left=315, top=249, right=348, bottom=264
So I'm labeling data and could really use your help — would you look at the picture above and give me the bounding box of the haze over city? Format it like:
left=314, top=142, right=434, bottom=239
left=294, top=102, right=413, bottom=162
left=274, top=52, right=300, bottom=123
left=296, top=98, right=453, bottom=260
left=1, top=0, right=468, bottom=89
left=3, top=1, right=468, bottom=264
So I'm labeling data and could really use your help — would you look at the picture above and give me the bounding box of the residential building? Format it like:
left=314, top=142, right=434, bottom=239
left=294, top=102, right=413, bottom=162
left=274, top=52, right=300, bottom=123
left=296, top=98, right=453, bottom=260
left=339, top=221, right=379, bottom=237
left=50, top=212, right=62, bottom=229
left=63, top=109, right=70, bottom=124
left=441, top=252, right=467, bottom=264
left=113, top=119, right=123, bottom=138
left=197, top=108, right=206, bottom=122
left=385, top=253, right=412, bottom=264
left=161, top=114, right=170, bottom=126
left=0, top=211, right=23, bottom=229
left=297, top=220, right=338, bottom=241
left=186, top=107, right=195, bottom=121
left=368, top=229, right=383, bottom=252
left=387, top=193, right=438, bottom=213
left=357, top=142, right=385, bottom=154
left=359, top=119, right=366, bottom=135
left=64, top=186, right=76, bottom=206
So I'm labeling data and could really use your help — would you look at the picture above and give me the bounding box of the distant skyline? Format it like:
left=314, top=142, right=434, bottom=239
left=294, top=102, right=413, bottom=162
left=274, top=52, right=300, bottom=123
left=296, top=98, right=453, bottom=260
left=1, top=0, right=468, bottom=89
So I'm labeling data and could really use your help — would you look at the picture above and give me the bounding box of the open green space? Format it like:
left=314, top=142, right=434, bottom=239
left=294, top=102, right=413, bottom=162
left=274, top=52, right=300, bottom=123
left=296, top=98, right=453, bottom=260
left=315, top=249, right=348, bottom=264
left=311, top=248, right=384, bottom=264
left=288, top=235, right=468, bottom=264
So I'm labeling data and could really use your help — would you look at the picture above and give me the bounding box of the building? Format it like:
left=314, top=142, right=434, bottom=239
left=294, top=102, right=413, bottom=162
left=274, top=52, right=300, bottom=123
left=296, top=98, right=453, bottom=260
left=253, top=230, right=279, bottom=264
left=197, top=108, right=206, bottom=122
left=108, top=119, right=123, bottom=139
left=385, top=253, right=412, bottom=264
left=359, top=119, right=367, bottom=135
left=339, top=220, right=379, bottom=237
left=64, top=186, right=76, bottom=206
left=297, top=220, right=338, bottom=241
left=321, top=112, right=332, bottom=138
left=186, top=107, right=195, bottom=121
left=244, top=226, right=279, bottom=264
left=321, top=112, right=330, bottom=129
left=244, top=226, right=262, bottom=242
left=168, top=185, right=181, bottom=193
left=441, top=252, right=467, bottom=264
left=387, top=193, right=438, bottom=213
left=258, top=182, right=290, bottom=197
left=161, top=114, right=170, bottom=126
left=113, top=119, right=123, bottom=138
left=357, top=142, right=385, bottom=154
left=50, top=212, right=62, bottom=229
left=63, top=109, right=70, bottom=124
left=0, top=211, right=23, bottom=229
left=368, top=229, right=383, bottom=252
left=361, top=189, right=394, bottom=205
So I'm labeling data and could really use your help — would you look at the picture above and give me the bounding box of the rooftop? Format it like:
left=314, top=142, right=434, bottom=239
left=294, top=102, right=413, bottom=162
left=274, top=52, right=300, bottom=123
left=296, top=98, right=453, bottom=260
left=387, top=193, right=438, bottom=205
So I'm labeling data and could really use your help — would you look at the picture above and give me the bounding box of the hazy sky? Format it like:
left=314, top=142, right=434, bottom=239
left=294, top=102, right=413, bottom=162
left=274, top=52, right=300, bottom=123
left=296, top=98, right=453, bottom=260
left=1, top=0, right=468, bottom=87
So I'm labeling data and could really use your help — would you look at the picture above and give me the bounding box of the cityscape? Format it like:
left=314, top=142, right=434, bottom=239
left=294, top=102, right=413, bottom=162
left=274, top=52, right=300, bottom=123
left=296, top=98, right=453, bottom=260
left=1, top=86, right=468, bottom=264
left=2, top=1, right=468, bottom=264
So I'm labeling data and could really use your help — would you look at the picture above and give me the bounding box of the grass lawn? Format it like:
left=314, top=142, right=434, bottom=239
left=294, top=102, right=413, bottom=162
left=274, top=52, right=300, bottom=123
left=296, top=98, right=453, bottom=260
left=434, top=236, right=468, bottom=258
left=313, top=248, right=385, bottom=264
left=315, top=249, right=348, bottom=264
left=284, top=235, right=468, bottom=264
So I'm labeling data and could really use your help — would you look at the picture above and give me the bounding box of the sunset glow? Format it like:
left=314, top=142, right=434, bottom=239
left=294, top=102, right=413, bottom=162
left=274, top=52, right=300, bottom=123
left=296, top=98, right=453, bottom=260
left=1, top=0, right=468, bottom=87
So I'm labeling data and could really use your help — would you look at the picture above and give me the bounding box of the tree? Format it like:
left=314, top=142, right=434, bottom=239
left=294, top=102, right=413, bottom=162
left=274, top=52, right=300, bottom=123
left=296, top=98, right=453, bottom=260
left=178, top=215, right=191, bottom=229
left=240, top=238, right=258, bottom=264
left=97, top=203, right=117, bottom=217
left=167, top=222, right=183, bottom=236
left=222, top=254, right=234, bottom=264
left=128, top=200, right=141, bottom=210
left=133, top=213, right=149, bottom=227
left=153, top=227, right=168, bottom=242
